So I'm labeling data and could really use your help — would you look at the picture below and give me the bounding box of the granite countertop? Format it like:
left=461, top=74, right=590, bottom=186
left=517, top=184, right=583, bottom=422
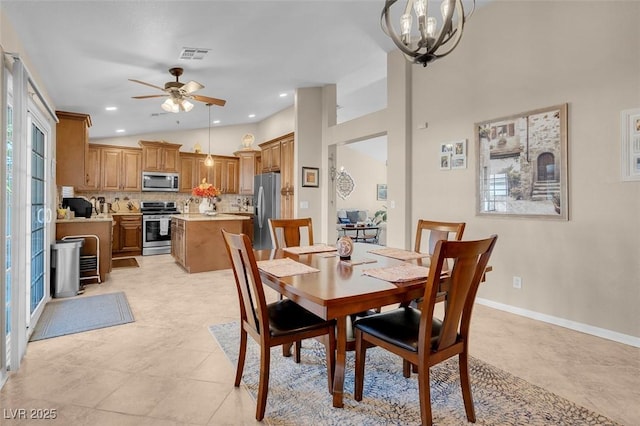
left=172, top=213, right=251, bottom=222
left=110, top=212, right=142, bottom=216
left=56, top=216, right=114, bottom=223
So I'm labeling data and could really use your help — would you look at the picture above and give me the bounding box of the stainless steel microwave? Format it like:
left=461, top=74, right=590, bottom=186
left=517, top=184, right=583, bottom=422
left=142, top=171, right=179, bottom=192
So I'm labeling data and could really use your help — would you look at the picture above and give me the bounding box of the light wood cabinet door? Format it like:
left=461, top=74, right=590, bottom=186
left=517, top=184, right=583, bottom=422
left=112, top=215, right=122, bottom=253
left=101, top=148, right=122, bottom=191
left=99, top=147, right=141, bottom=191
left=235, top=151, right=258, bottom=195
left=225, top=157, right=239, bottom=194
left=56, top=111, right=91, bottom=187
left=139, top=140, right=182, bottom=172
left=83, top=145, right=101, bottom=191
left=171, top=220, right=186, bottom=268
left=121, top=149, right=142, bottom=191
left=211, top=156, right=239, bottom=194
left=119, top=215, right=142, bottom=254
left=179, top=154, right=197, bottom=192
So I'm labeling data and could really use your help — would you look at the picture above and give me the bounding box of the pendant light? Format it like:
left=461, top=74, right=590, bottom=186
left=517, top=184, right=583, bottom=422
left=204, top=103, right=214, bottom=167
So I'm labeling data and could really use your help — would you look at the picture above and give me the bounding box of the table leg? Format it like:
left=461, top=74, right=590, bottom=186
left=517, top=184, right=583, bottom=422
left=332, top=315, right=347, bottom=408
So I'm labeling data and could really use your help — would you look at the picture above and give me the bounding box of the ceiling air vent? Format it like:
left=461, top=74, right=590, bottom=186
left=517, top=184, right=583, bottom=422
left=179, top=48, right=210, bottom=60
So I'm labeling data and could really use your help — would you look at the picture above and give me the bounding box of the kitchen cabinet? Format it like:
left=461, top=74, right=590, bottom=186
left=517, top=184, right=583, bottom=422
left=112, top=214, right=142, bottom=257
left=101, top=147, right=142, bottom=191
left=83, top=145, right=101, bottom=191
left=212, top=156, right=239, bottom=194
left=139, top=140, right=181, bottom=172
left=171, top=219, right=185, bottom=267
left=280, top=135, right=295, bottom=218
left=259, top=132, right=295, bottom=218
left=234, top=150, right=260, bottom=195
left=179, top=153, right=215, bottom=193
left=56, top=111, right=92, bottom=187
left=259, top=139, right=281, bottom=173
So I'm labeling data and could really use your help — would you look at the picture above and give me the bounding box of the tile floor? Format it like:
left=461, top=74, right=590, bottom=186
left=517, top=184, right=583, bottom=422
left=1, top=254, right=638, bottom=425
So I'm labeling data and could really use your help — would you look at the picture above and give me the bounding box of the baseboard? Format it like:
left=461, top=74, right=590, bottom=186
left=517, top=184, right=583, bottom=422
left=476, top=298, right=640, bottom=348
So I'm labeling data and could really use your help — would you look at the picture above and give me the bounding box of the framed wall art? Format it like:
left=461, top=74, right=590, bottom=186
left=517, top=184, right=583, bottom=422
left=475, top=103, right=568, bottom=220
left=376, top=184, right=387, bottom=201
left=451, top=139, right=467, bottom=169
left=301, top=167, right=319, bottom=187
left=621, top=108, right=640, bottom=181
left=439, top=142, right=452, bottom=170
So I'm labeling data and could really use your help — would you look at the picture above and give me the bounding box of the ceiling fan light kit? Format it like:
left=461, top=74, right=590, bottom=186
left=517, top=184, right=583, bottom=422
left=382, top=0, right=475, bottom=67
left=130, top=67, right=226, bottom=113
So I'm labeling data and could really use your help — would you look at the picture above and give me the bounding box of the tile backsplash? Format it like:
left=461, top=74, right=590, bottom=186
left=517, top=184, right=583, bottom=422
left=68, top=189, right=254, bottom=214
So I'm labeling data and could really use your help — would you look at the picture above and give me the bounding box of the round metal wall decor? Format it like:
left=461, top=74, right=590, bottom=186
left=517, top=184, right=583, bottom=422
left=336, top=171, right=355, bottom=200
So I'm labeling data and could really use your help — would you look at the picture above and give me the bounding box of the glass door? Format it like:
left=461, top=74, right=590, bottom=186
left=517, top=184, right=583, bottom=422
left=29, top=117, right=47, bottom=315
left=2, top=66, right=12, bottom=383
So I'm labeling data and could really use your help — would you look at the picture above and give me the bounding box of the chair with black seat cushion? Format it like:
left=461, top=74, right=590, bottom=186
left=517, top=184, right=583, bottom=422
left=268, top=217, right=314, bottom=249
left=221, top=229, right=336, bottom=421
left=353, top=235, right=498, bottom=426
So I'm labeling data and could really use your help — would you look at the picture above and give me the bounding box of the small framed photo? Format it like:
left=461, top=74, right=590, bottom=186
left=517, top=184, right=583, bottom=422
left=439, top=153, right=451, bottom=170
left=451, top=139, right=467, bottom=169
left=302, top=167, right=319, bottom=187
left=376, top=184, right=387, bottom=200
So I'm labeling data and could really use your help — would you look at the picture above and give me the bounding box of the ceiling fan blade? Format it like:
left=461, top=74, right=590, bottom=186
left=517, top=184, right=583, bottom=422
left=132, top=94, right=169, bottom=99
left=129, top=79, right=166, bottom=91
left=181, top=80, right=204, bottom=94
left=191, top=94, right=227, bottom=107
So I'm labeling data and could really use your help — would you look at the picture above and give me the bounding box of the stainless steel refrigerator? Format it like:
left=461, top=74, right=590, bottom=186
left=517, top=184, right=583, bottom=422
left=253, top=172, right=281, bottom=249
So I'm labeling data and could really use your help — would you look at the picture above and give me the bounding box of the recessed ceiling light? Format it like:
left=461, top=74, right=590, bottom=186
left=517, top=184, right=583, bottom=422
left=115, top=129, right=125, bottom=133
left=248, top=114, right=256, bottom=118
left=213, top=120, right=220, bottom=124
left=105, top=106, right=117, bottom=111
left=279, top=93, right=287, bottom=98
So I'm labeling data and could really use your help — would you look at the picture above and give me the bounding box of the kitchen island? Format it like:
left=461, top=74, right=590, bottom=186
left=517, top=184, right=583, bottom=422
left=170, top=213, right=249, bottom=273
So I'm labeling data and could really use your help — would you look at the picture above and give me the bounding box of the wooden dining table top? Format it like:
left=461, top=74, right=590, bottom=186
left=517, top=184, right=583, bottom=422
left=254, top=243, right=429, bottom=320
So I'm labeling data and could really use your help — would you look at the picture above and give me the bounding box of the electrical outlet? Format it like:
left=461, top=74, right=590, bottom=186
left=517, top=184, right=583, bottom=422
left=512, top=276, right=522, bottom=289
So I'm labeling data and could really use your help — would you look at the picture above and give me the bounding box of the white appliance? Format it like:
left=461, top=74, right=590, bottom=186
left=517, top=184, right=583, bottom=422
left=142, top=171, right=179, bottom=192
left=253, top=172, right=281, bottom=249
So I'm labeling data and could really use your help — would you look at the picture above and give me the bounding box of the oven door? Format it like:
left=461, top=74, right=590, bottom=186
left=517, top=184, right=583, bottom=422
left=142, top=215, right=172, bottom=248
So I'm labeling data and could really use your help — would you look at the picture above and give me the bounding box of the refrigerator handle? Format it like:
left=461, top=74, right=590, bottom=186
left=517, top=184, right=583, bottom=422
left=257, top=186, right=264, bottom=229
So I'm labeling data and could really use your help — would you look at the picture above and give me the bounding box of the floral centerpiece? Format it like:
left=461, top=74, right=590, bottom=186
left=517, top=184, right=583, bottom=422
left=192, top=179, right=220, bottom=213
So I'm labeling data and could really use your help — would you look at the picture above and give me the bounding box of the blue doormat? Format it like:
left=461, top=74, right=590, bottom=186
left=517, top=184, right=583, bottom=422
left=30, top=292, right=134, bottom=341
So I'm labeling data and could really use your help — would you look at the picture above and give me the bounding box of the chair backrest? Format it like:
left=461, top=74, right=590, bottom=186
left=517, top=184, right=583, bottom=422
left=420, top=235, right=497, bottom=352
left=268, top=218, right=314, bottom=249
left=222, top=229, right=269, bottom=338
left=414, top=219, right=466, bottom=254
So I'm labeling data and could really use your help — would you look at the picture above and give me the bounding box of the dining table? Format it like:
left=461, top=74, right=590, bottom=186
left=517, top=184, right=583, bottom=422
left=254, top=242, right=438, bottom=408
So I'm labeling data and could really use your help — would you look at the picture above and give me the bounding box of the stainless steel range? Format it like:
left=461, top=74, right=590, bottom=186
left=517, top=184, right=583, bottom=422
left=140, top=201, right=178, bottom=256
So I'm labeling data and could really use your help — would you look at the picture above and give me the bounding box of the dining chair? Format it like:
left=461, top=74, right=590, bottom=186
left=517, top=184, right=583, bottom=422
left=414, top=219, right=466, bottom=254
left=353, top=235, right=498, bottom=426
left=268, top=217, right=314, bottom=249
left=221, top=229, right=336, bottom=421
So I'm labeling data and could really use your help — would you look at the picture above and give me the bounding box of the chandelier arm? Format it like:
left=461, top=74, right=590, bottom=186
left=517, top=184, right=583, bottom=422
left=424, top=0, right=465, bottom=55
left=381, top=0, right=424, bottom=58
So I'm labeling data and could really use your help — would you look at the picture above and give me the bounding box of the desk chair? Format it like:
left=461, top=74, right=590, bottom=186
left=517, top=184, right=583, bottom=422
left=222, top=229, right=336, bottom=421
left=354, top=235, right=498, bottom=426
left=268, top=218, right=314, bottom=249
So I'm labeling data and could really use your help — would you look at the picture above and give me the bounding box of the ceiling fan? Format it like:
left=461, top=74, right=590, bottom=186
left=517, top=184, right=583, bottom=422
left=129, top=67, right=226, bottom=113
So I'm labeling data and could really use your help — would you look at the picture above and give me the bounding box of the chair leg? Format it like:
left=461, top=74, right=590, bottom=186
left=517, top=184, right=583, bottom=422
left=325, top=329, right=336, bottom=394
left=294, top=340, right=301, bottom=363
left=256, top=343, right=271, bottom=421
left=402, top=360, right=411, bottom=378
left=282, top=342, right=293, bottom=357
left=235, top=328, right=247, bottom=387
left=354, top=329, right=366, bottom=401
left=459, top=351, right=476, bottom=423
left=417, top=362, right=433, bottom=426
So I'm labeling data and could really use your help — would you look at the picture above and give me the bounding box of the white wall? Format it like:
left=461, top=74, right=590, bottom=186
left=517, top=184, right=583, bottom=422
left=91, top=122, right=259, bottom=157
left=411, top=1, right=640, bottom=338
left=257, top=106, right=294, bottom=144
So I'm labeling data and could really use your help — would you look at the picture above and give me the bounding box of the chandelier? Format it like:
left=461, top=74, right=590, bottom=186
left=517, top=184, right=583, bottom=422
left=381, top=0, right=475, bottom=67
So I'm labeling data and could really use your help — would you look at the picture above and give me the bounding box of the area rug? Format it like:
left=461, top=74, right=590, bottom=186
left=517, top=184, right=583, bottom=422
left=209, top=322, right=618, bottom=425
left=112, top=257, right=139, bottom=268
left=30, top=292, right=134, bottom=341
